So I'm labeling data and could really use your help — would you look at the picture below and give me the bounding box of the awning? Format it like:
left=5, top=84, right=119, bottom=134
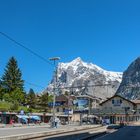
left=82, top=114, right=98, bottom=118
left=29, top=116, right=41, bottom=120
left=16, top=115, right=29, bottom=119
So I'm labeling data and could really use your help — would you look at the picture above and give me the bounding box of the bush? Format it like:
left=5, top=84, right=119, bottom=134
left=10, top=102, right=19, bottom=111
left=0, top=101, right=11, bottom=111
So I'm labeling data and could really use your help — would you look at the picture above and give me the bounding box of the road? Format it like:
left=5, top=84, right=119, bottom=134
left=0, top=125, right=52, bottom=137
left=29, top=126, right=107, bottom=140
left=3, top=124, right=140, bottom=140
left=0, top=124, right=102, bottom=139
left=95, top=125, right=140, bottom=140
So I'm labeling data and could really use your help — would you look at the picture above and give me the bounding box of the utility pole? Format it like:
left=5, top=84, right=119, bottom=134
left=68, top=92, right=70, bottom=125
left=49, top=57, right=60, bottom=128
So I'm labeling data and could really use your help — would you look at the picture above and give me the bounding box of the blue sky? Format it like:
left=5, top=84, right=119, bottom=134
left=0, top=0, right=140, bottom=92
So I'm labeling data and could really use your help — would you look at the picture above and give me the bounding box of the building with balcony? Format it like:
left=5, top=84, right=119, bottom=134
left=98, top=95, right=140, bottom=124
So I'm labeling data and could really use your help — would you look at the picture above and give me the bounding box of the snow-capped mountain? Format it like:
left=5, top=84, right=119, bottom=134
left=116, top=57, right=140, bottom=100
left=46, top=57, right=122, bottom=99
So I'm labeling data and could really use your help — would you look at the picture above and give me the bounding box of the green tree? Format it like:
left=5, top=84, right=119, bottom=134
left=64, top=91, right=69, bottom=96
left=3, top=88, right=25, bottom=105
left=10, top=101, right=19, bottom=111
left=0, top=80, right=4, bottom=100
left=3, top=93, right=11, bottom=102
left=26, top=88, right=36, bottom=108
left=1, top=57, right=25, bottom=104
left=1, top=57, right=24, bottom=93
left=39, top=92, right=53, bottom=112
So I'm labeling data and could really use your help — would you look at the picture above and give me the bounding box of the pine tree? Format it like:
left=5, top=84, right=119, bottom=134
left=26, top=88, right=36, bottom=108
left=0, top=80, right=4, bottom=100
left=1, top=57, right=25, bottom=105
left=1, top=57, right=24, bottom=93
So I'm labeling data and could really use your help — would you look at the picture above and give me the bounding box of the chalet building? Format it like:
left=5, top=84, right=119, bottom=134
left=49, top=94, right=102, bottom=123
left=49, top=94, right=101, bottom=114
left=54, top=94, right=75, bottom=114
left=48, top=94, right=76, bottom=123
left=99, top=95, right=140, bottom=124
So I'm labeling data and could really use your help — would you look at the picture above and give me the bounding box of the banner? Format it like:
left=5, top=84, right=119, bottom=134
left=73, top=99, right=89, bottom=109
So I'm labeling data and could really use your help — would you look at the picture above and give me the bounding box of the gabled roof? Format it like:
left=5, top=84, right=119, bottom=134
left=76, top=95, right=101, bottom=100
left=55, top=94, right=76, bottom=102
left=55, top=94, right=68, bottom=102
left=131, top=100, right=140, bottom=104
left=100, top=94, right=136, bottom=106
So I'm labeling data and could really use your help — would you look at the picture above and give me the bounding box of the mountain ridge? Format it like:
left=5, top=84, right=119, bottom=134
left=116, top=57, right=140, bottom=99
left=45, top=57, right=122, bottom=99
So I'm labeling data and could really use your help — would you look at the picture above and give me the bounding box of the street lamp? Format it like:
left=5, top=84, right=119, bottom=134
left=49, top=57, right=60, bottom=128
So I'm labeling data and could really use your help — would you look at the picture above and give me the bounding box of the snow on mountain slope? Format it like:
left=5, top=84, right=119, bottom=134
left=116, top=57, right=140, bottom=100
left=46, top=57, right=122, bottom=99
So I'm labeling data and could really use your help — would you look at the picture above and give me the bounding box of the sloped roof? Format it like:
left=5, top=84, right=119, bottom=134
left=100, top=94, right=136, bottom=106
left=131, top=100, right=140, bottom=104
left=55, top=94, right=76, bottom=102
left=76, top=95, right=101, bottom=100
left=55, top=94, right=68, bottom=102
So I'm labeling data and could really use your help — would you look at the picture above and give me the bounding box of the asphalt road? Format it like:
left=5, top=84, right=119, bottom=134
left=0, top=124, right=101, bottom=138
left=0, top=125, right=80, bottom=137
left=29, top=126, right=107, bottom=140
left=0, top=126, right=52, bottom=137
left=95, top=125, right=140, bottom=140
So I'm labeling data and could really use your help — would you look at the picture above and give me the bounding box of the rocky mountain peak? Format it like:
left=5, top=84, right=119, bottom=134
left=46, top=58, right=122, bottom=100
left=127, top=57, right=140, bottom=73
left=116, top=57, right=140, bottom=99
left=70, top=57, right=83, bottom=65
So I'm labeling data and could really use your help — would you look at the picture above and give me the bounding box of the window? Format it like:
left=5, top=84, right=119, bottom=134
left=56, top=108, right=59, bottom=112
left=113, top=99, right=121, bottom=106
left=63, top=108, right=65, bottom=112
left=117, top=117, right=120, bottom=121
left=112, top=100, right=114, bottom=104
left=117, top=100, right=120, bottom=104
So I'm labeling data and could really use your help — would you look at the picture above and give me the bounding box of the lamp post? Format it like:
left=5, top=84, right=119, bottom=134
left=49, top=57, right=60, bottom=128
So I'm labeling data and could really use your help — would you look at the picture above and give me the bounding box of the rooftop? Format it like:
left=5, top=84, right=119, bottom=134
left=131, top=100, right=140, bottom=104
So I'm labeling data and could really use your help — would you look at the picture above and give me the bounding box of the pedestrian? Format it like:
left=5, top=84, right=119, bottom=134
left=10, top=118, right=14, bottom=125
left=55, top=117, right=60, bottom=128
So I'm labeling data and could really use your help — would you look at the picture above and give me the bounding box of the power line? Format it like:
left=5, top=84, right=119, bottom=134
left=25, top=81, right=46, bottom=89
left=0, top=31, right=54, bottom=66
left=55, top=84, right=113, bottom=89
left=0, top=32, right=61, bottom=92
left=0, top=31, right=54, bottom=90
left=3, top=32, right=139, bottom=92
left=54, top=84, right=140, bottom=91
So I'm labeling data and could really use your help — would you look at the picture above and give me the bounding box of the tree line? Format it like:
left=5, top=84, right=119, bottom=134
left=0, top=57, right=53, bottom=112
